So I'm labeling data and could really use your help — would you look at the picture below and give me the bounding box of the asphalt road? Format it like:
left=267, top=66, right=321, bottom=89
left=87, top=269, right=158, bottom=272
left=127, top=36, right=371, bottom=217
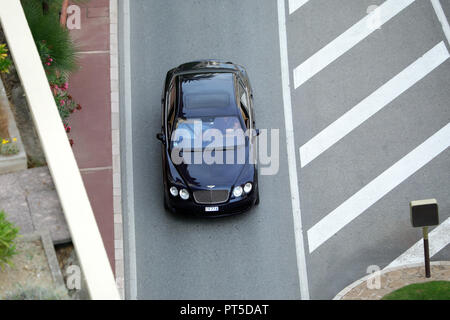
left=120, top=0, right=450, bottom=299
left=121, top=0, right=301, bottom=299
left=288, top=0, right=449, bottom=299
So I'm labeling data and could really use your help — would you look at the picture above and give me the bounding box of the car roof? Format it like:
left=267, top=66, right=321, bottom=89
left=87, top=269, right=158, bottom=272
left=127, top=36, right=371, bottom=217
left=177, top=72, right=239, bottom=118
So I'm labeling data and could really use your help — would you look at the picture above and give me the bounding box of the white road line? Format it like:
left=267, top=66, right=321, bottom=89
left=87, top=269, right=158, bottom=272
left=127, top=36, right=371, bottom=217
left=293, top=0, right=416, bottom=89
left=307, top=122, right=450, bottom=253
left=289, top=0, right=311, bottom=15
left=121, top=0, right=138, bottom=300
left=299, top=42, right=450, bottom=167
left=431, top=0, right=450, bottom=45
left=277, top=0, right=310, bottom=300
left=386, top=217, right=450, bottom=269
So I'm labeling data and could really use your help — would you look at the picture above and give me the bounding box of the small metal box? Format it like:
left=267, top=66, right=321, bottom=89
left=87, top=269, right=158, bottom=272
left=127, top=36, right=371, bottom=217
left=410, top=199, right=439, bottom=228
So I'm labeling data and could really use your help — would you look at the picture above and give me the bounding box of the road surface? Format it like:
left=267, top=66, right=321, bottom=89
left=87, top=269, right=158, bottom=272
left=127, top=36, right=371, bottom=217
left=119, top=0, right=450, bottom=299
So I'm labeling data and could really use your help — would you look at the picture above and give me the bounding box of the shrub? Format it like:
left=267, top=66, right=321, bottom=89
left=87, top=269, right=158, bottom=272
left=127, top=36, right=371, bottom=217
left=49, top=73, right=77, bottom=125
left=21, top=0, right=85, bottom=144
left=0, top=210, right=20, bottom=269
left=0, top=139, right=20, bottom=156
left=21, top=0, right=78, bottom=78
left=0, top=43, right=12, bottom=74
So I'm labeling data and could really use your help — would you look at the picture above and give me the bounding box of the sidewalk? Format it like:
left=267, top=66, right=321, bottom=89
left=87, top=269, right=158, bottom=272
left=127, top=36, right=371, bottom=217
left=0, top=167, right=70, bottom=244
left=66, top=0, right=123, bottom=295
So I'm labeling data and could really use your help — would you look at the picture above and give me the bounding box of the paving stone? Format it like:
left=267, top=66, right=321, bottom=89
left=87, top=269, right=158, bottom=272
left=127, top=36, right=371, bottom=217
left=387, top=270, right=403, bottom=280
left=69, top=53, right=112, bottom=169
left=440, top=269, right=450, bottom=278
left=87, top=6, right=109, bottom=18
left=345, top=286, right=364, bottom=298
left=406, top=267, right=420, bottom=275
left=435, top=265, right=446, bottom=271
left=16, top=166, right=55, bottom=193
left=0, top=195, right=34, bottom=234
left=28, top=190, right=70, bottom=244
left=81, top=169, right=114, bottom=271
left=0, top=171, right=23, bottom=198
left=0, top=167, right=70, bottom=242
left=379, top=275, right=389, bottom=289
left=69, top=6, right=109, bottom=52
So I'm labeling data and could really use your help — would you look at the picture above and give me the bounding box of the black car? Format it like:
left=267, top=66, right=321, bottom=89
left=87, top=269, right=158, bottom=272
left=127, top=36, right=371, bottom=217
left=156, top=60, right=259, bottom=217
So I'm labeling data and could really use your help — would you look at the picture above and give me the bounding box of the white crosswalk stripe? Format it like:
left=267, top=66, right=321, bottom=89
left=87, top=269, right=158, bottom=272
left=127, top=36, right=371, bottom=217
left=288, top=0, right=311, bottom=15
left=293, top=0, right=416, bottom=89
left=431, top=0, right=450, bottom=45
left=300, top=42, right=450, bottom=167
left=283, top=0, right=450, bottom=297
left=386, top=217, right=450, bottom=268
left=307, top=122, right=450, bottom=253
left=277, top=0, right=310, bottom=300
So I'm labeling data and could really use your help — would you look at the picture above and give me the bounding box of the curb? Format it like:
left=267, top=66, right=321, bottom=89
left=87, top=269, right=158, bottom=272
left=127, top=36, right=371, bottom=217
left=109, top=0, right=125, bottom=299
left=333, top=261, right=450, bottom=300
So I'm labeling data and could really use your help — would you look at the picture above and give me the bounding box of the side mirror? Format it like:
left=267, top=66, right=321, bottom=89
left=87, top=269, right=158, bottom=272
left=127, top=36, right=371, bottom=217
left=156, top=133, right=166, bottom=143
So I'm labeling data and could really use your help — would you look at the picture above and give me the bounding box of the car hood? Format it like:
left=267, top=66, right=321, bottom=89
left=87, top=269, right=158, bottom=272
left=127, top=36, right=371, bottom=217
left=174, top=161, right=246, bottom=190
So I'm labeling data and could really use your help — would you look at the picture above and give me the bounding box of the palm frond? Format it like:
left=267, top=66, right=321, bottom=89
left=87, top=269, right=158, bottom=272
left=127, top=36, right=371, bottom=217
left=21, top=0, right=79, bottom=78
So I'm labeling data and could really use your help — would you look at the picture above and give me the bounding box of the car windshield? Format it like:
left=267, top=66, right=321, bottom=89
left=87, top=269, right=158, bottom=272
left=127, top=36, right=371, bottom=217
left=171, top=116, right=245, bottom=150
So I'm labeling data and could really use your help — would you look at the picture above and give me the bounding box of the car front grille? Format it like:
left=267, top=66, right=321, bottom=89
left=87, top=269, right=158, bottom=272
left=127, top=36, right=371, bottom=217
left=193, top=190, right=229, bottom=204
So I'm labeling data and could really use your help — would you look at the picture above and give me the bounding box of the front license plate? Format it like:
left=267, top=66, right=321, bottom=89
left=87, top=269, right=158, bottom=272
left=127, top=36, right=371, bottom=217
left=205, top=206, right=219, bottom=212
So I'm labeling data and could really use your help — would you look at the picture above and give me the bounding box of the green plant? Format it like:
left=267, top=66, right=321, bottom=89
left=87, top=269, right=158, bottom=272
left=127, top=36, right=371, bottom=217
left=0, top=43, right=12, bottom=74
left=0, top=210, right=20, bottom=269
left=0, top=139, right=20, bottom=156
left=2, top=284, right=70, bottom=300
left=21, top=0, right=79, bottom=78
left=38, top=0, right=91, bottom=15
left=382, top=281, right=450, bottom=300
left=51, top=74, right=76, bottom=122
left=21, top=0, right=84, bottom=144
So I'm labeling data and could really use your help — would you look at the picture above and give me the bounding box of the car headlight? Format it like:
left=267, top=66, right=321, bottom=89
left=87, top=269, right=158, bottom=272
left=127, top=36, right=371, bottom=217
left=233, top=186, right=243, bottom=198
left=169, top=186, right=179, bottom=197
left=179, top=188, right=190, bottom=200
left=244, top=183, right=252, bottom=194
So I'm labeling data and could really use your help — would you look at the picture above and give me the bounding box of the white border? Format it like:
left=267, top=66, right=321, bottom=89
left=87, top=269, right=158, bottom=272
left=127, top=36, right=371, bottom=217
left=277, top=0, right=310, bottom=300
left=109, top=0, right=125, bottom=299
left=119, top=0, right=138, bottom=300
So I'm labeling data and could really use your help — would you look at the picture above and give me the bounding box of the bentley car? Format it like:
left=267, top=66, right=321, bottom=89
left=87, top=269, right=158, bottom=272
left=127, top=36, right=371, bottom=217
left=156, top=60, right=259, bottom=216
